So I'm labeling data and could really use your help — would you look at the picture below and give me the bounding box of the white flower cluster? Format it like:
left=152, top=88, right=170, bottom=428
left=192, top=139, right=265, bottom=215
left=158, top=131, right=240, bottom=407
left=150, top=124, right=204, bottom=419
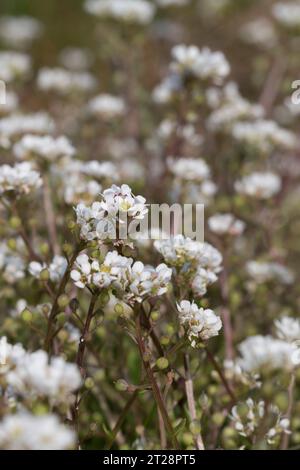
left=29, top=255, right=67, bottom=283
left=237, top=335, right=299, bottom=373
left=246, top=261, right=294, bottom=285
left=75, top=184, right=148, bottom=242
left=0, top=91, right=19, bottom=116
left=208, top=213, right=245, bottom=236
left=171, top=44, right=230, bottom=84
left=0, top=413, right=75, bottom=450
left=275, top=316, right=300, bottom=343
left=0, top=241, right=25, bottom=284
left=157, top=119, right=203, bottom=147
left=168, top=157, right=210, bottom=182
left=232, top=120, right=296, bottom=153
left=14, top=134, right=75, bottom=163
left=0, top=162, right=42, bottom=195
left=37, top=67, right=97, bottom=95
left=0, top=112, right=55, bottom=148
left=235, top=172, right=281, bottom=199
left=239, top=18, right=277, bottom=49
left=207, top=82, right=264, bottom=132
left=0, top=51, right=31, bottom=83
left=59, top=47, right=93, bottom=71
left=0, top=16, right=43, bottom=48
left=230, top=398, right=290, bottom=445
left=84, top=0, right=156, bottom=24
left=71, top=251, right=172, bottom=303
left=81, top=160, right=119, bottom=181
left=272, top=2, right=300, bottom=29
left=87, top=94, right=126, bottom=120
left=6, top=349, right=81, bottom=404
left=177, top=300, right=222, bottom=347
left=155, top=235, right=222, bottom=297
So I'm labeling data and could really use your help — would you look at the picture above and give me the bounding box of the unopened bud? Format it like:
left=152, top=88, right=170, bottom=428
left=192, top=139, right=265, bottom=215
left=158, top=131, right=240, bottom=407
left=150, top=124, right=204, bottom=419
left=115, top=379, right=128, bottom=392
left=156, top=357, right=169, bottom=370
left=57, top=294, right=69, bottom=309
left=40, top=268, right=50, bottom=281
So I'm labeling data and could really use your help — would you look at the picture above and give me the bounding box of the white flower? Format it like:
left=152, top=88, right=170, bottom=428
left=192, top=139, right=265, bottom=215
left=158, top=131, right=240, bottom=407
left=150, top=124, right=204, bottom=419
left=29, top=256, right=67, bottom=283
left=64, top=175, right=101, bottom=205
left=87, top=94, right=126, bottom=120
left=81, top=160, right=119, bottom=181
left=208, top=213, right=245, bottom=236
left=0, top=162, right=42, bottom=195
left=6, top=350, right=81, bottom=404
left=237, top=335, right=298, bottom=372
left=171, top=44, right=230, bottom=84
left=0, top=337, right=26, bottom=374
left=0, top=413, right=75, bottom=450
left=0, top=16, right=42, bottom=48
left=232, top=120, right=296, bottom=153
left=156, top=0, right=189, bottom=6
left=239, top=18, right=277, bottom=49
left=0, top=91, right=19, bottom=116
left=168, top=157, right=210, bottom=181
left=84, top=0, right=156, bottom=24
left=14, top=135, right=75, bottom=163
left=235, top=172, right=281, bottom=199
left=230, top=399, right=265, bottom=438
left=177, top=300, right=222, bottom=346
left=59, top=47, right=93, bottom=71
left=272, top=2, right=300, bottom=29
left=37, top=67, right=97, bottom=94
left=0, top=112, right=55, bottom=148
left=275, top=317, right=300, bottom=343
left=246, top=261, right=294, bottom=285
left=75, top=184, right=148, bottom=242
left=0, top=51, right=31, bottom=82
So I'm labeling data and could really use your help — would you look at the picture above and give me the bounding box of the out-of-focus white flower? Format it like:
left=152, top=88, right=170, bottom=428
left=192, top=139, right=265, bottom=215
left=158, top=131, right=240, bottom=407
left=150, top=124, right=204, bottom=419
left=208, top=213, right=245, bottom=236
left=171, top=44, right=230, bottom=84
left=168, top=157, right=210, bottom=181
left=207, top=83, right=264, bottom=132
left=235, top=172, right=281, bottom=199
left=240, top=18, right=277, bottom=49
left=84, top=0, right=156, bottom=24
left=0, top=162, right=42, bottom=195
left=246, top=261, right=294, bottom=285
left=237, top=335, right=299, bottom=372
left=0, top=337, right=26, bottom=374
left=58, top=47, right=94, bottom=71
left=157, top=119, right=203, bottom=147
left=0, top=16, right=43, bottom=48
left=156, top=0, right=189, bottom=6
left=232, top=120, right=296, bottom=153
left=29, top=255, right=67, bottom=283
left=177, top=300, right=222, bottom=346
left=0, top=413, right=75, bottom=450
left=87, top=94, right=126, bottom=120
left=14, top=135, right=75, bottom=163
left=37, top=67, right=97, bottom=95
left=0, top=242, right=25, bottom=284
left=6, top=350, right=81, bottom=404
left=275, top=317, right=300, bottom=343
left=0, top=112, right=55, bottom=148
left=0, top=92, right=19, bottom=116
left=75, top=184, right=148, bottom=242
left=64, top=175, right=102, bottom=205
left=81, top=161, right=119, bottom=181
left=0, top=51, right=31, bottom=83
left=272, top=2, right=300, bottom=29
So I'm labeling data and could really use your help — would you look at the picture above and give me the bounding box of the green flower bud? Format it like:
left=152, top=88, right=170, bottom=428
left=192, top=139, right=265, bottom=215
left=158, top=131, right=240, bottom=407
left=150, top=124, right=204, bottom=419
left=7, top=238, right=17, bottom=251
left=115, top=379, right=128, bottom=392
left=57, top=312, right=67, bottom=326
left=212, top=412, right=225, bottom=426
left=150, top=310, right=159, bottom=322
left=67, top=220, right=76, bottom=230
left=85, top=377, right=94, bottom=389
left=189, top=420, right=201, bottom=436
left=9, top=216, right=21, bottom=230
left=160, top=336, right=170, bottom=346
left=114, top=303, right=124, bottom=315
left=57, top=294, right=69, bottom=309
left=40, top=268, right=50, bottom=281
left=39, top=243, right=50, bottom=256
left=156, top=357, right=169, bottom=370
left=21, top=308, right=33, bottom=323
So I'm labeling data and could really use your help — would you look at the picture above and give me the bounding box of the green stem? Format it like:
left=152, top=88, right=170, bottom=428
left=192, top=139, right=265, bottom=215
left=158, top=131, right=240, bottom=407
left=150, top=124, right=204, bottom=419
left=107, top=390, right=139, bottom=450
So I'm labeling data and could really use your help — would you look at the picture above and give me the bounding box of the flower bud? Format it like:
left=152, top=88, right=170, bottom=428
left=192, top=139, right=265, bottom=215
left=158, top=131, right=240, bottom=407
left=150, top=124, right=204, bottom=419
left=9, top=216, right=21, bottom=230
left=21, top=308, right=33, bottom=323
left=39, top=268, right=50, bottom=281
left=150, top=310, right=159, bottom=322
left=57, top=294, right=69, bottom=309
left=156, top=357, right=169, bottom=370
left=115, top=379, right=129, bottom=392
